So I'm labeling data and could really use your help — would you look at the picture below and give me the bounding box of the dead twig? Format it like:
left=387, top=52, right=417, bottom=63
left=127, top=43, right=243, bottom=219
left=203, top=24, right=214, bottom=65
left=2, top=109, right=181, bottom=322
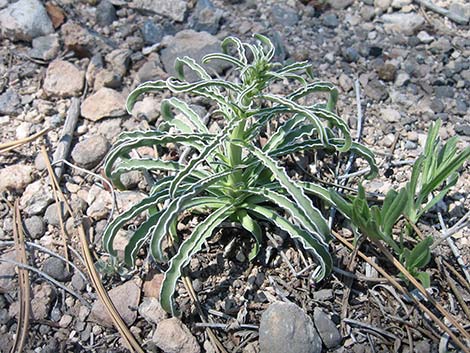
left=374, top=239, right=470, bottom=348
left=343, top=318, right=399, bottom=341
left=43, top=147, right=71, bottom=270
left=436, top=257, right=470, bottom=320
left=340, top=236, right=363, bottom=335
left=333, top=267, right=400, bottom=283
left=443, top=260, right=470, bottom=292
left=10, top=200, right=31, bottom=353
left=52, top=97, right=81, bottom=180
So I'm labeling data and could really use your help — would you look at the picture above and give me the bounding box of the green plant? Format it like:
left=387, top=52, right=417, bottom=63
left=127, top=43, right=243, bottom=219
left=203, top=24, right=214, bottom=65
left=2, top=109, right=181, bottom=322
left=103, top=34, right=377, bottom=315
left=331, top=185, right=433, bottom=286
left=403, top=119, right=470, bottom=226
left=331, top=119, right=470, bottom=287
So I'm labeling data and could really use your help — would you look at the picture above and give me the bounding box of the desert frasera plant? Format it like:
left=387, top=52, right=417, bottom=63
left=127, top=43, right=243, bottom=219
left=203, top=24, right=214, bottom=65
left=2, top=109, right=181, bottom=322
left=103, top=34, right=377, bottom=315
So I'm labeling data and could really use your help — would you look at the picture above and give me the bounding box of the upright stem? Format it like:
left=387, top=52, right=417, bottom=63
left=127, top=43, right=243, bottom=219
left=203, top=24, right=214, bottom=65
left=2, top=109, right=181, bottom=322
left=227, top=119, right=247, bottom=188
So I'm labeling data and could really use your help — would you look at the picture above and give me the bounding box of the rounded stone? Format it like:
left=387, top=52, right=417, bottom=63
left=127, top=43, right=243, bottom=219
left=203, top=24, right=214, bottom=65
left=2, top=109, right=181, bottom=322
left=24, top=215, right=45, bottom=239
left=43, top=60, right=85, bottom=97
left=71, top=135, right=110, bottom=169
left=259, top=302, right=322, bottom=353
left=42, top=257, right=71, bottom=282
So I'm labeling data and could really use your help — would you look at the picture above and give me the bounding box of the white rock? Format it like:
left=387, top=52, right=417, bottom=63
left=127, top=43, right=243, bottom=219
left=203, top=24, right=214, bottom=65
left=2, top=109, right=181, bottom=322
left=81, top=88, right=126, bottom=121
left=382, top=12, right=425, bottom=35
left=374, top=0, right=391, bottom=12
left=43, top=60, right=85, bottom=97
left=132, top=96, right=161, bottom=122
left=380, top=108, right=401, bottom=123
left=138, top=297, right=167, bottom=325
left=20, top=180, right=53, bottom=215
left=15, top=122, right=32, bottom=139
left=130, top=0, right=187, bottom=22
left=395, top=72, right=410, bottom=87
left=152, top=318, right=201, bottom=353
left=0, top=164, right=34, bottom=192
left=391, top=0, right=412, bottom=9
left=417, top=31, right=434, bottom=44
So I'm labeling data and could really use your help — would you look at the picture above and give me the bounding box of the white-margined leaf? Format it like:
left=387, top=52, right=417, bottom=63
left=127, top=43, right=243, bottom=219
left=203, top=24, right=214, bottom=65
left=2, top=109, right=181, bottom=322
left=160, top=204, right=233, bottom=315
left=246, top=204, right=332, bottom=281
left=288, top=81, right=338, bottom=112
left=151, top=168, right=242, bottom=262
left=234, top=141, right=330, bottom=240
left=124, top=196, right=230, bottom=267
left=161, top=97, right=209, bottom=133
left=126, top=80, right=167, bottom=113
left=244, top=187, right=329, bottom=245
left=174, top=56, right=212, bottom=81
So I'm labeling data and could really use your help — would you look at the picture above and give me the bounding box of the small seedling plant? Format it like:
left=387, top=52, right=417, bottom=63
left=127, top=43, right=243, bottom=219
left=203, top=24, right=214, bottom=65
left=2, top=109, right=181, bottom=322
left=103, top=34, right=377, bottom=315
left=331, top=119, right=470, bottom=287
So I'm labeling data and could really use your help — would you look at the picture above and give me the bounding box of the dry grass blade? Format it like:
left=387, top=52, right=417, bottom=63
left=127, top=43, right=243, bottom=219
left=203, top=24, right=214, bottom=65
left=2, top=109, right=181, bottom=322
left=40, top=147, right=145, bottom=353
left=443, top=260, right=470, bottom=292
left=0, top=127, right=51, bottom=153
left=333, top=230, right=470, bottom=353
left=10, top=200, right=31, bottom=353
left=373, top=240, right=470, bottom=342
left=444, top=267, right=470, bottom=320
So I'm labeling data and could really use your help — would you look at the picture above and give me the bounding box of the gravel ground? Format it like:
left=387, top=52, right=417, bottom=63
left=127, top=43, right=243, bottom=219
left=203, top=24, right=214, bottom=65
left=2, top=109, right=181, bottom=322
left=0, top=0, right=469, bottom=352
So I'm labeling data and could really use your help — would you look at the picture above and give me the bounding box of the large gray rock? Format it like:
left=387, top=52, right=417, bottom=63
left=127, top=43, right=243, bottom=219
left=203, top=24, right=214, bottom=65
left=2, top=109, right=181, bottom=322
left=271, top=4, right=299, bottom=26
left=96, top=0, right=117, bottom=26
left=44, top=203, right=68, bottom=226
left=160, top=30, right=230, bottom=81
left=0, top=0, right=53, bottom=41
left=259, top=302, right=322, bottom=353
left=130, top=0, right=187, bottom=22
left=0, top=250, right=18, bottom=292
left=71, top=135, right=110, bottom=169
left=313, top=308, right=342, bottom=349
left=152, top=318, right=201, bottom=353
left=24, top=216, right=45, bottom=239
